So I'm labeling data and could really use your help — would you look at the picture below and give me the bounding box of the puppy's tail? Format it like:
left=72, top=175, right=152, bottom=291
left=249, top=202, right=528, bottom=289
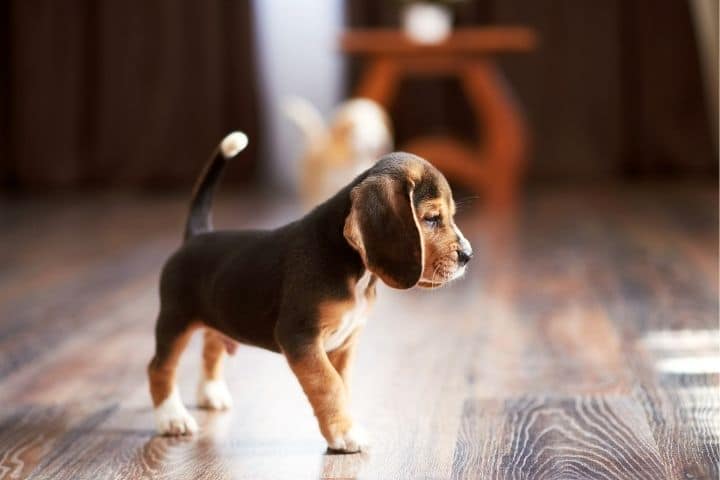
left=184, top=131, right=249, bottom=241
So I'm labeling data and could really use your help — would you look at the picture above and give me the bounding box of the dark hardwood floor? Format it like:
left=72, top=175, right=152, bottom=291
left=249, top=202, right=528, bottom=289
left=0, top=185, right=717, bottom=479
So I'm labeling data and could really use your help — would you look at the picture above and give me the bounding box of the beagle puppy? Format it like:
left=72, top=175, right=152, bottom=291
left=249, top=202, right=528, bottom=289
left=147, top=131, right=472, bottom=453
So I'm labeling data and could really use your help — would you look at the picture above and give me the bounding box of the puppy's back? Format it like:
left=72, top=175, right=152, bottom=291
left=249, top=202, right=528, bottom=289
left=159, top=230, right=287, bottom=351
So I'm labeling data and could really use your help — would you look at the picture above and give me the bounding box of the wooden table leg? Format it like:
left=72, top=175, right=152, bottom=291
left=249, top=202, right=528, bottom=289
left=354, top=57, right=400, bottom=107
left=461, top=60, right=528, bottom=210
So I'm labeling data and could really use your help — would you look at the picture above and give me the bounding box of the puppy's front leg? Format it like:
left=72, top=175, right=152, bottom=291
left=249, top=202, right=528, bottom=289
left=284, top=342, right=368, bottom=453
left=327, top=330, right=361, bottom=397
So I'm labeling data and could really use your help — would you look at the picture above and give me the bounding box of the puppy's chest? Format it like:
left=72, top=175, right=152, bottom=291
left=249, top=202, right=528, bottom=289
left=323, top=271, right=376, bottom=352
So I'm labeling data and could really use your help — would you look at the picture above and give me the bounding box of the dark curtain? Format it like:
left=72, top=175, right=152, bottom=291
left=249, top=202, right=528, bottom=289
left=1, top=1, right=261, bottom=190
left=346, top=1, right=717, bottom=181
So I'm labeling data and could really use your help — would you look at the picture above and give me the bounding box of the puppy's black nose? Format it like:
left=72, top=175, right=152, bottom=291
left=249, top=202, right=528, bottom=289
left=457, top=249, right=472, bottom=266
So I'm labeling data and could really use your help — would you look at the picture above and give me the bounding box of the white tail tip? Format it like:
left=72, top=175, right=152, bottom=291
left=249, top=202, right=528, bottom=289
left=220, top=131, right=249, bottom=158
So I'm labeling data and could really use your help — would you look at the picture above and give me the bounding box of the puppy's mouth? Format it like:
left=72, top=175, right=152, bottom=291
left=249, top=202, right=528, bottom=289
left=418, top=279, right=444, bottom=288
left=418, top=263, right=466, bottom=289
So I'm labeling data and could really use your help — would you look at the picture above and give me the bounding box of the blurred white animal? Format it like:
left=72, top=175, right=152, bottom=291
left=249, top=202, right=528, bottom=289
left=284, top=97, right=393, bottom=208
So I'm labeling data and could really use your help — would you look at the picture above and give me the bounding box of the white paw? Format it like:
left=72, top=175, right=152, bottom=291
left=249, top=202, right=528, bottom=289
left=154, top=389, right=198, bottom=436
left=327, top=424, right=370, bottom=453
left=197, top=379, right=233, bottom=410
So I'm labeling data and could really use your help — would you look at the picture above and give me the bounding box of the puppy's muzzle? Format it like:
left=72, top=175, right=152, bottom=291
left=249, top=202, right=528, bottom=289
left=455, top=228, right=473, bottom=266
left=457, top=248, right=472, bottom=266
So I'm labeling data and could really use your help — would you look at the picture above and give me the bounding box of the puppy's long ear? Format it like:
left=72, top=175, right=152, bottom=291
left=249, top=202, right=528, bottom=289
left=344, top=175, right=423, bottom=289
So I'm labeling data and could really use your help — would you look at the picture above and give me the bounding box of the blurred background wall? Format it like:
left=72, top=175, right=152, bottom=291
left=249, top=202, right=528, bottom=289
left=0, top=0, right=716, bottom=192
left=1, top=0, right=261, bottom=190
left=254, top=0, right=344, bottom=192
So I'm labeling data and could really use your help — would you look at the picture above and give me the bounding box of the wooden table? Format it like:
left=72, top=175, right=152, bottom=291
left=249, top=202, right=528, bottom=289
left=341, top=28, right=537, bottom=208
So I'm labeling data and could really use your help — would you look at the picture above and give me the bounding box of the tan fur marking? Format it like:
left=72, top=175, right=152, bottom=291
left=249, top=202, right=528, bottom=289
left=202, top=329, right=227, bottom=380
left=319, top=272, right=375, bottom=352
left=404, top=161, right=424, bottom=184
left=148, top=324, right=198, bottom=406
left=285, top=343, right=353, bottom=442
left=407, top=188, right=426, bottom=278
left=343, top=189, right=367, bottom=266
left=284, top=273, right=374, bottom=443
left=415, top=187, right=466, bottom=286
left=327, top=328, right=362, bottom=395
left=418, top=199, right=443, bottom=215
left=318, top=299, right=355, bottom=339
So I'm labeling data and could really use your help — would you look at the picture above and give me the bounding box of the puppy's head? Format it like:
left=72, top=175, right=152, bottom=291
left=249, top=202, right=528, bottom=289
left=344, top=152, right=472, bottom=289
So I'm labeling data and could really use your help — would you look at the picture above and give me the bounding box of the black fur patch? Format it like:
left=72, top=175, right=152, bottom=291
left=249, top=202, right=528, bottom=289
left=413, top=173, right=439, bottom=206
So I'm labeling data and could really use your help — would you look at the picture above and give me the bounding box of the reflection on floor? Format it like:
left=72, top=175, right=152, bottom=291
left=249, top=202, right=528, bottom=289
left=0, top=185, right=717, bottom=479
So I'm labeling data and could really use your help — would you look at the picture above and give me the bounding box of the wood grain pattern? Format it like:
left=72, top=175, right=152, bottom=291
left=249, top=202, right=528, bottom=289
left=452, top=396, right=667, bottom=479
left=0, top=186, right=717, bottom=479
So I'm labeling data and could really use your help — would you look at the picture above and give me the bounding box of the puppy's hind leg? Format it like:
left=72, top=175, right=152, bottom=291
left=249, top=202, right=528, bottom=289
left=148, top=313, right=198, bottom=436
left=197, top=329, right=233, bottom=410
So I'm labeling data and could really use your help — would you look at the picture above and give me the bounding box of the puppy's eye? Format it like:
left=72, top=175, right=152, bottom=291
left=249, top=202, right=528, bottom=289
left=424, top=214, right=441, bottom=227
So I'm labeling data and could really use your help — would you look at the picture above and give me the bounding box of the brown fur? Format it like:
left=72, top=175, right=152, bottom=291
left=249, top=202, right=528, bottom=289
left=285, top=342, right=353, bottom=443
left=344, top=173, right=423, bottom=289
left=327, top=329, right=362, bottom=395
left=148, top=322, right=199, bottom=406
left=317, top=299, right=356, bottom=339
left=202, top=329, right=227, bottom=380
left=415, top=196, right=465, bottom=287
